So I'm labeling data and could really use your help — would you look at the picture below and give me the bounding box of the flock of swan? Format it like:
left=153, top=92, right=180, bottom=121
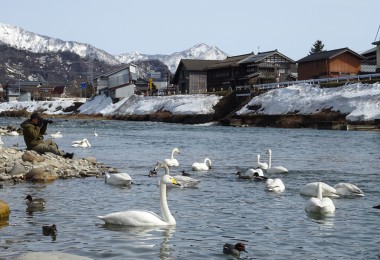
left=97, top=146, right=375, bottom=230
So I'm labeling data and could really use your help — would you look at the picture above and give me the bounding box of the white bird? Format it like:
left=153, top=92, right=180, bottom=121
left=50, top=131, right=62, bottom=138
left=164, top=148, right=180, bottom=167
left=0, top=135, right=3, bottom=145
left=154, top=162, right=201, bottom=188
left=333, top=183, right=364, bottom=197
left=244, top=168, right=268, bottom=181
left=6, top=130, right=19, bottom=136
left=265, top=149, right=288, bottom=173
left=192, top=157, right=212, bottom=171
left=265, top=178, right=285, bottom=192
left=94, top=129, right=98, bottom=137
left=104, top=172, right=132, bottom=185
left=71, top=138, right=91, bottom=148
left=98, top=166, right=180, bottom=226
left=305, top=182, right=335, bottom=214
left=253, top=154, right=268, bottom=170
left=300, top=182, right=339, bottom=197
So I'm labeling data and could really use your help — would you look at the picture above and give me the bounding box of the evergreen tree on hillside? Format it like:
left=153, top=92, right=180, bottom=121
left=309, top=40, right=325, bottom=54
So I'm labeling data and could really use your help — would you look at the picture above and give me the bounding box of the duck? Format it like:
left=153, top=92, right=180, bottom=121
left=223, top=242, right=247, bottom=257
left=50, top=131, right=63, bottom=138
left=164, top=148, right=180, bottom=167
left=25, top=195, right=46, bottom=208
left=333, top=183, right=364, bottom=197
left=265, top=149, right=288, bottom=173
left=98, top=166, right=180, bottom=226
left=71, top=138, right=91, bottom=148
left=373, top=205, right=380, bottom=209
left=236, top=171, right=253, bottom=179
left=300, top=182, right=339, bottom=197
left=305, top=182, right=335, bottom=214
left=265, top=178, right=285, bottom=192
left=180, top=170, right=191, bottom=176
left=148, top=168, right=158, bottom=177
left=192, top=157, right=212, bottom=171
left=253, top=154, right=268, bottom=170
left=154, top=162, right=201, bottom=188
left=42, top=224, right=57, bottom=236
left=104, top=172, right=132, bottom=185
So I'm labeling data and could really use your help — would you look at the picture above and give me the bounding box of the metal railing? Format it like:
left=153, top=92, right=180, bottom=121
left=251, top=73, right=380, bottom=91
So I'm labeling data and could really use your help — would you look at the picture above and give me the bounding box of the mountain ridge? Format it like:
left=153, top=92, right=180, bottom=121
left=0, top=23, right=228, bottom=73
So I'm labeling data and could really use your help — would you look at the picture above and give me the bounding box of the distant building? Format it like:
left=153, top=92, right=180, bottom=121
left=4, top=81, right=66, bottom=102
left=171, top=59, right=220, bottom=94
left=94, top=64, right=137, bottom=102
left=206, top=50, right=296, bottom=91
left=372, top=40, right=380, bottom=72
left=360, top=47, right=377, bottom=74
left=297, top=47, right=364, bottom=80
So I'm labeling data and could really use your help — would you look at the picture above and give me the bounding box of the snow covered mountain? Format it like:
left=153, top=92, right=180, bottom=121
left=115, top=43, right=228, bottom=72
left=0, top=23, right=228, bottom=73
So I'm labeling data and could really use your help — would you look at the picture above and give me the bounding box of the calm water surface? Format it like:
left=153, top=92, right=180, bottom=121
left=0, top=117, right=379, bottom=259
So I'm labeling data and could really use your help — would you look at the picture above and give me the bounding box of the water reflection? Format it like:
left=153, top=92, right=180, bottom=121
left=306, top=212, right=335, bottom=227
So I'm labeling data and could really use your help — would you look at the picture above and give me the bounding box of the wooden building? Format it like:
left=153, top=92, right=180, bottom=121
left=297, top=48, right=364, bottom=80
left=205, top=50, right=295, bottom=91
left=171, top=59, right=220, bottom=94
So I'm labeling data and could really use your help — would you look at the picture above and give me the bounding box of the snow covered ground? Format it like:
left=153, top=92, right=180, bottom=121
left=0, top=82, right=379, bottom=122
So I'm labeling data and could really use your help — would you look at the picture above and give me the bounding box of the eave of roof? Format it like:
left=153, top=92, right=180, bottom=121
left=297, top=47, right=365, bottom=63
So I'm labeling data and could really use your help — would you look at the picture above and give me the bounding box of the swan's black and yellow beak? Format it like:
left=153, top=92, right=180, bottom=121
left=171, top=177, right=181, bottom=186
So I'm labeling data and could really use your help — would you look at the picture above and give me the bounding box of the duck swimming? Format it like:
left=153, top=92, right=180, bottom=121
left=25, top=195, right=46, bottom=208
left=42, top=224, right=57, bottom=236
left=223, top=242, right=247, bottom=257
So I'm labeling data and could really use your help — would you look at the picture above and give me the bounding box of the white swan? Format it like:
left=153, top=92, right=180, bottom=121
left=192, top=157, right=212, bottom=171
left=104, top=172, right=132, bottom=185
left=164, top=148, right=180, bottom=167
left=94, top=129, right=98, bottom=137
left=154, top=162, right=201, bottom=188
left=265, top=178, right=285, bottom=192
left=266, top=149, right=288, bottom=173
left=305, top=182, right=335, bottom=214
left=253, top=154, right=268, bottom=170
left=333, top=183, right=364, bottom=197
left=6, top=131, right=19, bottom=136
left=300, top=182, right=339, bottom=198
left=98, top=168, right=180, bottom=226
left=71, top=138, right=91, bottom=148
left=50, top=131, right=62, bottom=138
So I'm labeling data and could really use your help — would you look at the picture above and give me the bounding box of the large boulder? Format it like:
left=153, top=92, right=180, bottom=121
left=22, top=151, right=45, bottom=163
left=25, top=168, right=58, bottom=182
left=0, top=200, right=10, bottom=221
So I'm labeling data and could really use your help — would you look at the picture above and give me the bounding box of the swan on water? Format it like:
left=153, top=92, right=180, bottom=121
left=6, top=131, right=19, bottom=136
left=265, top=178, right=285, bottom=192
left=253, top=154, right=268, bottom=170
left=154, top=162, right=201, bottom=188
left=300, top=182, right=339, bottom=197
left=71, top=138, right=91, bottom=148
left=305, top=182, right=335, bottom=214
left=104, top=172, right=132, bottom=185
left=94, top=129, right=98, bottom=137
left=98, top=165, right=180, bottom=226
left=50, top=131, right=62, bottom=138
left=164, top=148, right=180, bottom=167
left=333, top=183, right=364, bottom=197
left=192, top=157, right=212, bottom=171
left=265, top=149, right=288, bottom=173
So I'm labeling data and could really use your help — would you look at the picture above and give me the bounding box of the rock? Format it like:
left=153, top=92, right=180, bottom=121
left=84, top=157, right=97, bottom=164
left=22, top=151, right=45, bottom=163
left=25, top=168, right=58, bottom=182
left=0, top=200, right=10, bottom=221
left=9, top=163, right=27, bottom=176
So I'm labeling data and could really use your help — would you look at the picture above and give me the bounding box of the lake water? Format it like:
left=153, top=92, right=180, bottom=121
left=0, top=117, right=379, bottom=259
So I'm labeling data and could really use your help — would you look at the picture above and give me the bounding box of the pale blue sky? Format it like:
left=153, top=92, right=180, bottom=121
left=2, top=0, right=379, bottom=60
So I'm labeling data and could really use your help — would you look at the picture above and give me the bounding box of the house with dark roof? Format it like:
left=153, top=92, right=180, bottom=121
left=205, top=50, right=296, bottom=91
left=372, top=40, right=380, bottom=72
left=297, top=47, right=365, bottom=80
left=171, top=59, right=220, bottom=94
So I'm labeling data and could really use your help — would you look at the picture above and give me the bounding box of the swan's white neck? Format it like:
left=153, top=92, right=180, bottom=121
left=316, top=182, right=323, bottom=200
left=160, top=182, right=175, bottom=225
left=267, top=150, right=272, bottom=168
left=162, top=164, right=170, bottom=175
